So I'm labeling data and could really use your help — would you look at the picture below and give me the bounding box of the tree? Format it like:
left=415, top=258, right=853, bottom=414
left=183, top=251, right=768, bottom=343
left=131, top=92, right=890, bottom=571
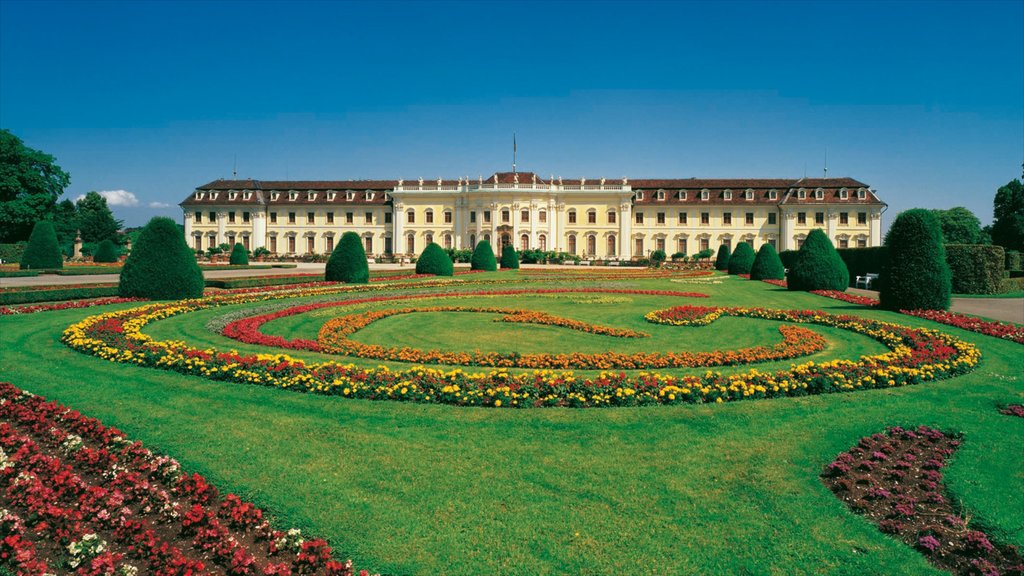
left=118, top=217, right=204, bottom=299
left=930, top=207, right=983, bottom=244
left=76, top=191, right=122, bottom=243
left=650, top=249, right=667, bottom=267
left=92, top=239, right=120, bottom=263
left=470, top=240, right=497, bottom=271
left=787, top=229, right=849, bottom=291
left=727, top=242, right=755, bottom=275
left=500, top=245, right=520, bottom=269
left=229, top=243, right=249, bottom=265
left=714, top=244, right=731, bottom=270
left=52, top=198, right=79, bottom=251
left=879, top=209, right=951, bottom=311
left=19, top=220, right=62, bottom=269
left=325, top=231, right=369, bottom=283
left=991, top=179, right=1024, bottom=252
left=416, top=243, right=454, bottom=276
left=0, top=130, right=71, bottom=242
left=750, top=243, right=786, bottom=280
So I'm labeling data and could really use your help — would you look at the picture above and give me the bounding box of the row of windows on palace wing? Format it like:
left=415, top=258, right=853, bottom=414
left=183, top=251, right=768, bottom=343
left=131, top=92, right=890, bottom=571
left=632, top=187, right=868, bottom=201
left=194, top=208, right=871, bottom=227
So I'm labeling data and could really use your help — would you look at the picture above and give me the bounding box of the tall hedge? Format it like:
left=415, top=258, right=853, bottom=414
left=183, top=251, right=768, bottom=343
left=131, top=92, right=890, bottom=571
left=470, top=240, right=497, bottom=271
left=229, top=243, right=249, bottom=266
left=714, top=244, right=731, bottom=270
left=1006, top=250, right=1022, bottom=272
left=750, top=243, right=786, bottom=280
left=19, top=221, right=62, bottom=270
left=879, top=209, right=951, bottom=311
left=500, top=245, right=520, bottom=269
left=92, top=239, right=120, bottom=263
left=118, top=217, right=204, bottom=299
left=944, top=244, right=1004, bottom=294
left=416, top=242, right=454, bottom=276
left=837, top=247, right=889, bottom=287
left=325, top=232, right=369, bottom=283
left=787, top=229, right=849, bottom=291
left=778, top=249, right=799, bottom=271
left=727, top=242, right=755, bottom=275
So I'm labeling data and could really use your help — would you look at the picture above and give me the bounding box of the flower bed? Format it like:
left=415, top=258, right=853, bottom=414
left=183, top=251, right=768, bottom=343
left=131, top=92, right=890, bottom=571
left=60, top=281, right=979, bottom=407
left=902, top=309, right=1024, bottom=345
left=0, top=296, right=145, bottom=315
left=999, top=404, right=1024, bottom=418
left=810, top=290, right=880, bottom=307
left=0, top=382, right=367, bottom=575
left=822, top=426, right=1023, bottom=575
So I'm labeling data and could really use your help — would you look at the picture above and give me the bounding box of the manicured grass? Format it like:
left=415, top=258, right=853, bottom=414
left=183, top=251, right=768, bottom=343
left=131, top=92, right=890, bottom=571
left=1, top=273, right=1021, bottom=575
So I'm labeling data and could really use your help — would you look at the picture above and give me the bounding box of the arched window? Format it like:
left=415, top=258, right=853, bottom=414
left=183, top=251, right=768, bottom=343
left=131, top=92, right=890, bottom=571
left=634, top=237, right=643, bottom=256
left=586, top=234, right=596, bottom=256
left=406, top=234, right=415, bottom=254
left=538, top=234, right=547, bottom=251
left=501, top=209, right=510, bottom=223
left=520, top=234, right=529, bottom=251
left=607, top=235, right=616, bottom=257
left=364, top=235, right=373, bottom=254
left=425, top=233, right=433, bottom=245
left=567, top=234, right=576, bottom=255
left=484, top=233, right=491, bottom=243
left=500, top=233, right=511, bottom=249
left=538, top=210, right=547, bottom=223
left=443, top=233, right=452, bottom=249
left=470, top=233, right=476, bottom=247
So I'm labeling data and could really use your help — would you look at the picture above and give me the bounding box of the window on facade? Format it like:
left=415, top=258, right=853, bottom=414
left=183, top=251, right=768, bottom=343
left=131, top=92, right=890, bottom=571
left=288, top=212, right=296, bottom=224
left=243, top=235, right=250, bottom=250
left=425, top=233, right=433, bottom=244
left=657, top=212, right=665, bottom=225
left=858, top=189, right=867, bottom=199
left=586, top=234, right=596, bottom=256
left=470, top=234, right=476, bottom=247
left=838, top=237, right=849, bottom=249
left=407, top=210, right=415, bottom=224
left=815, top=189, right=824, bottom=200
left=635, top=191, right=644, bottom=201
left=425, top=210, right=434, bottom=224
left=768, top=190, right=778, bottom=200
left=634, top=237, right=643, bottom=256
left=499, top=209, right=508, bottom=223
left=840, top=189, right=849, bottom=199
left=723, top=238, right=732, bottom=250
left=366, top=212, right=373, bottom=224
left=194, top=211, right=202, bottom=223
left=797, top=189, right=806, bottom=199
left=745, top=213, right=754, bottom=225
left=227, top=234, right=235, bottom=246
left=679, top=191, right=687, bottom=200
left=568, top=210, right=577, bottom=224
left=364, top=236, right=373, bottom=253
left=700, top=237, right=710, bottom=251
left=568, top=234, right=577, bottom=255
left=538, top=210, right=547, bottom=223
left=384, top=212, right=392, bottom=224
left=723, top=212, right=732, bottom=225
left=538, top=234, right=546, bottom=250
left=326, top=236, right=334, bottom=252
left=678, top=238, right=687, bottom=254
left=724, top=191, right=732, bottom=200
left=608, top=235, right=617, bottom=257
left=209, top=211, right=217, bottom=222
left=243, top=212, right=250, bottom=223
left=608, top=211, right=616, bottom=224
left=307, top=212, right=315, bottom=224
left=587, top=210, right=597, bottom=224
left=521, top=210, right=529, bottom=223
left=815, top=212, right=825, bottom=225
left=768, top=212, right=777, bottom=225
left=406, top=234, right=415, bottom=254
left=444, top=234, right=452, bottom=249
left=679, top=212, right=687, bottom=224
left=797, top=212, right=806, bottom=225
left=745, top=190, right=753, bottom=200
left=701, top=190, right=709, bottom=201
left=797, top=238, right=805, bottom=249
left=385, top=236, right=392, bottom=254
left=306, top=237, right=314, bottom=254
left=768, top=238, right=777, bottom=250
left=228, top=212, right=236, bottom=223
left=470, top=211, right=477, bottom=223
left=858, top=212, right=867, bottom=225
left=269, top=212, right=277, bottom=224
left=444, top=211, right=452, bottom=224
left=635, top=212, right=644, bottom=225
left=520, top=234, right=529, bottom=251
left=656, top=190, right=665, bottom=200
left=346, top=212, right=354, bottom=225
left=269, top=236, right=276, bottom=253
left=483, top=210, right=491, bottom=223
left=857, top=237, right=867, bottom=248
left=745, top=238, right=754, bottom=247
left=839, top=212, right=849, bottom=225
left=656, top=238, right=665, bottom=252
left=288, top=236, right=296, bottom=253
left=701, top=212, right=710, bottom=225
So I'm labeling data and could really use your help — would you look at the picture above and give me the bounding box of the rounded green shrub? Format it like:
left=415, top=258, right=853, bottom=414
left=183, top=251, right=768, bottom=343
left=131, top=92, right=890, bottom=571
left=470, top=240, right=497, bottom=271
left=650, top=249, right=667, bottom=267
left=726, top=242, right=755, bottom=275
left=714, top=244, right=731, bottom=270
left=787, top=229, right=849, bottom=291
left=118, top=217, right=204, bottom=299
left=19, top=221, right=62, bottom=270
left=749, top=243, right=786, bottom=280
left=325, top=232, right=369, bottom=283
left=229, top=243, right=249, bottom=265
left=416, top=242, right=454, bottom=276
left=500, top=245, right=520, bottom=269
left=879, top=209, right=951, bottom=311
left=92, top=239, right=120, bottom=263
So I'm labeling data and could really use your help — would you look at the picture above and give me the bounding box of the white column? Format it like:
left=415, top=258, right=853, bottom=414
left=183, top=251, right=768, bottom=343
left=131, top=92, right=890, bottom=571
left=530, top=201, right=538, bottom=247
left=252, top=211, right=267, bottom=250
left=216, top=211, right=227, bottom=246
left=183, top=211, right=193, bottom=240
left=619, top=202, right=632, bottom=259
left=393, top=202, right=405, bottom=254
left=827, top=208, right=838, bottom=242
left=453, top=197, right=463, bottom=249
left=550, top=200, right=559, bottom=252
left=491, top=202, right=499, bottom=255
left=512, top=202, right=520, bottom=250
left=780, top=209, right=793, bottom=251
left=870, top=209, right=882, bottom=247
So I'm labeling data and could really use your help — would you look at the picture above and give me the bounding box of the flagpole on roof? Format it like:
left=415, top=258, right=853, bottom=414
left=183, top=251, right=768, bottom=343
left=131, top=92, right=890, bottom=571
left=513, top=133, right=517, bottom=174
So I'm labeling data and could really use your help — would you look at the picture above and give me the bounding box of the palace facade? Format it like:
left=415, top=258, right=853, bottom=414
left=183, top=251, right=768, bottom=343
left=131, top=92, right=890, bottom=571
left=180, top=171, right=885, bottom=259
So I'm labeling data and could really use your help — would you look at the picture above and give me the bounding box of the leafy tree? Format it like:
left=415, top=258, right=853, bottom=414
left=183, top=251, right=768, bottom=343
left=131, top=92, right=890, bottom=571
left=92, top=239, right=120, bottom=263
left=416, top=242, right=454, bottom=276
left=19, top=220, right=62, bottom=269
left=470, top=240, right=497, bottom=271
left=750, top=243, right=786, bottom=280
left=694, top=248, right=715, bottom=260
left=714, top=244, right=731, bottom=270
left=787, top=229, right=849, bottom=291
left=650, top=249, right=667, bottom=267
left=52, top=198, right=79, bottom=251
left=118, top=217, right=204, bottom=299
left=500, top=245, right=520, bottom=269
left=76, top=191, right=122, bottom=243
left=325, top=231, right=369, bottom=283
left=879, top=209, right=951, bottom=311
left=991, top=179, right=1024, bottom=252
left=930, top=207, right=983, bottom=244
left=0, top=129, right=71, bottom=242
left=229, top=243, right=249, bottom=265
left=727, top=242, right=755, bottom=275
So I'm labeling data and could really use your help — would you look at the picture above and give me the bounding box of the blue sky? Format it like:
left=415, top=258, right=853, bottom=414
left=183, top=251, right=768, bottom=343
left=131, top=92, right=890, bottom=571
left=1, top=0, right=1021, bottom=229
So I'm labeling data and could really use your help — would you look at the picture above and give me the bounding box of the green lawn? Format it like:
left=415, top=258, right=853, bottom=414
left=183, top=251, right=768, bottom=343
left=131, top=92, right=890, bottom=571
left=1, top=271, right=1021, bottom=575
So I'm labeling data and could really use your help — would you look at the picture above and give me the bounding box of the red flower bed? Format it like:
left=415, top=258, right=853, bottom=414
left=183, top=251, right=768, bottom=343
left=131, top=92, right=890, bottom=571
left=1000, top=404, right=1024, bottom=418
left=810, top=290, right=879, bottom=307
left=822, top=426, right=1024, bottom=575
left=0, top=382, right=371, bottom=575
left=0, top=297, right=146, bottom=316
left=902, top=309, right=1024, bottom=345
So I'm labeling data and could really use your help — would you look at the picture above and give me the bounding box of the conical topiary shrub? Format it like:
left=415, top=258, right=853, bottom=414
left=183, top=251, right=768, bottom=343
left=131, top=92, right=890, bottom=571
left=19, top=221, right=63, bottom=270
left=325, top=231, right=369, bottom=283
left=787, top=229, right=849, bottom=291
left=500, top=245, right=520, bottom=269
left=416, top=242, right=454, bottom=276
left=229, top=242, right=249, bottom=265
left=470, top=240, right=497, bottom=271
left=714, top=244, right=731, bottom=271
left=92, top=239, right=120, bottom=263
left=750, top=243, right=786, bottom=280
left=727, top=242, right=756, bottom=275
left=118, top=217, right=204, bottom=299
left=879, top=209, right=951, bottom=311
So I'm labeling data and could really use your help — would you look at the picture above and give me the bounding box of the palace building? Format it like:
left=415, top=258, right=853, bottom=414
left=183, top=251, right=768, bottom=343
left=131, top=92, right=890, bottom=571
left=180, top=171, right=886, bottom=259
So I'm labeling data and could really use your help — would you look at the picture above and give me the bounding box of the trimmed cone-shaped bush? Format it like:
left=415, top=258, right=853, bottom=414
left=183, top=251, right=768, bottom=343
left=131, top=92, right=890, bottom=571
left=325, top=231, right=369, bottom=283
left=750, top=243, right=786, bottom=280
left=714, top=244, right=731, bottom=270
left=19, top=221, right=62, bottom=270
left=727, top=242, right=756, bottom=275
left=92, top=239, right=120, bottom=263
left=470, top=240, right=497, bottom=271
left=500, top=245, right=520, bottom=269
left=118, top=217, right=203, bottom=299
left=229, top=243, right=249, bottom=265
left=416, top=242, right=454, bottom=276
left=787, top=229, right=849, bottom=291
left=879, top=209, right=951, bottom=311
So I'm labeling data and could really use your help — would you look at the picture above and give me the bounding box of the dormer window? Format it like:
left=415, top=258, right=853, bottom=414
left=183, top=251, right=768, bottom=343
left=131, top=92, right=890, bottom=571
left=307, top=192, right=317, bottom=201
left=656, top=190, right=665, bottom=201
left=857, top=188, right=867, bottom=199
left=678, top=190, right=687, bottom=200
left=700, top=189, right=709, bottom=201
left=243, top=192, right=252, bottom=201
left=744, top=189, right=754, bottom=200
left=797, top=188, right=807, bottom=199
left=839, top=188, right=849, bottom=200
left=635, top=191, right=644, bottom=201
left=768, top=190, right=778, bottom=200
left=327, top=192, right=336, bottom=201
left=288, top=191, right=298, bottom=201
left=195, top=192, right=204, bottom=200
left=723, top=190, right=732, bottom=200
left=211, top=192, right=219, bottom=200
left=815, top=188, right=824, bottom=200
left=229, top=191, right=237, bottom=201
left=346, top=191, right=355, bottom=201
left=383, top=193, right=390, bottom=201
left=366, top=192, right=375, bottom=201
left=271, top=192, right=280, bottom=201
